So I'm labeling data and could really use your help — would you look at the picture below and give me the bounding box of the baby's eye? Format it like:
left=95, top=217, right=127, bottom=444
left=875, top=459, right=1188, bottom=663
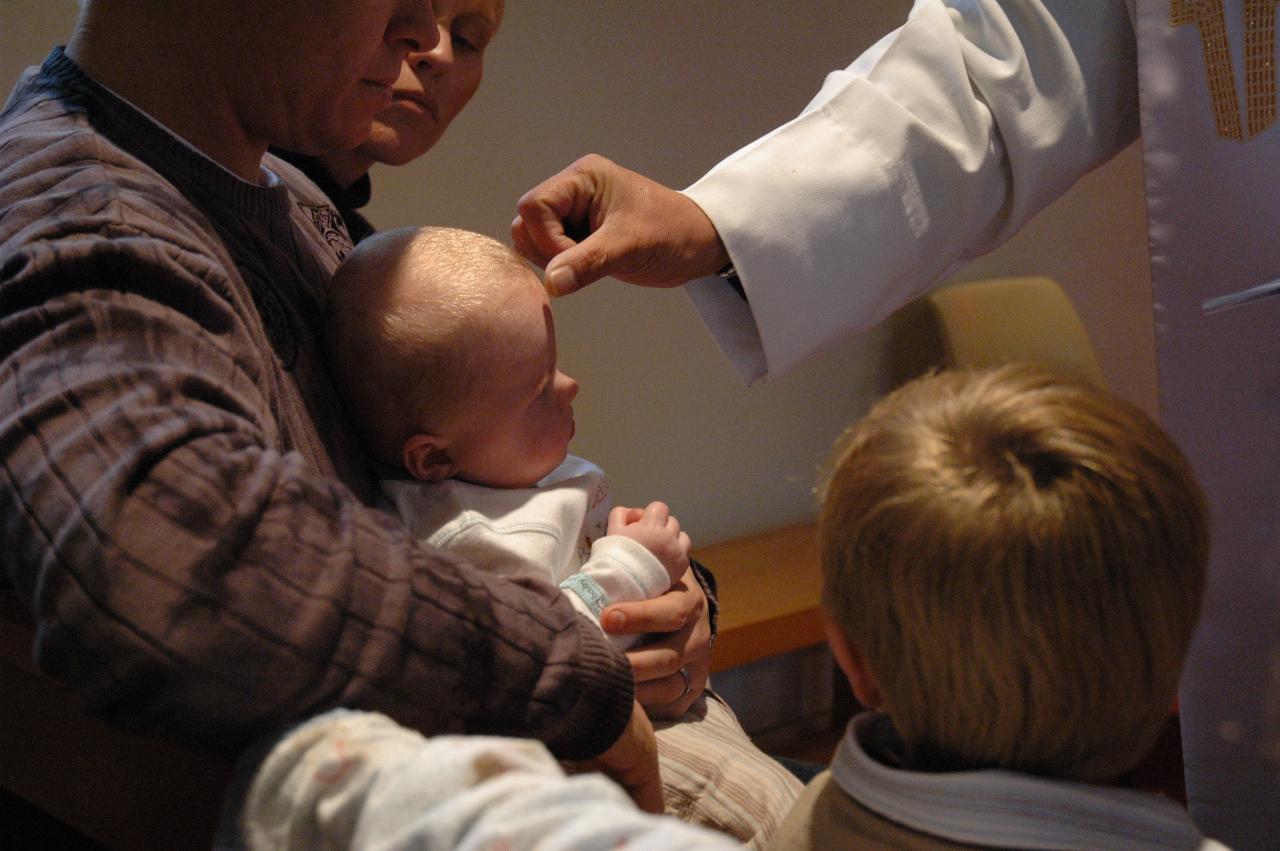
left=452, top=34, right=476, bottom=53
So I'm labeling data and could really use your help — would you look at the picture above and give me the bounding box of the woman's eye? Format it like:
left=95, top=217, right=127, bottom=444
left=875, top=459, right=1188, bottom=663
left=450, top=20, right=492, bottom=54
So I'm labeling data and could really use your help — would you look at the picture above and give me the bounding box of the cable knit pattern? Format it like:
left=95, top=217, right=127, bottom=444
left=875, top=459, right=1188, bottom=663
left=0, top=48, right=632, bottom=759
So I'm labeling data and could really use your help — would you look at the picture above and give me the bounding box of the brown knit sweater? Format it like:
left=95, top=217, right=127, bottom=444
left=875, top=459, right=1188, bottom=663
left=0, top=48, right=633, bottom=759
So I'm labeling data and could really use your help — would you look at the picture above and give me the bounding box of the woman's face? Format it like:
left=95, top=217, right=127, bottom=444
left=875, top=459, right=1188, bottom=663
left=355, top=0, right=504, bottom=166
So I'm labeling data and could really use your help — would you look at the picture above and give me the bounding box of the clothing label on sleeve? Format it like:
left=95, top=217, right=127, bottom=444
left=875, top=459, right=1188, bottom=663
left=559, top=573, right=611, bottom=619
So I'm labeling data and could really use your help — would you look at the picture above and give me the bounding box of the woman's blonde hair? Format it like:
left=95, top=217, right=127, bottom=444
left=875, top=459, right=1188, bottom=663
left=818, top=365, right=1209, bottom=781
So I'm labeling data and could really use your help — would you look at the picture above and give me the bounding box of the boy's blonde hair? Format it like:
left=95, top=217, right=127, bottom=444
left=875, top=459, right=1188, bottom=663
left=818, top=365, right=1209, bottom=781
left=325, top=226, right=532, bottom=467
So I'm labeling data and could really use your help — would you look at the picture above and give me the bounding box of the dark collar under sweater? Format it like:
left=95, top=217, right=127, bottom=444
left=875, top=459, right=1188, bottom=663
left=269, top=149, right=377, bottom=245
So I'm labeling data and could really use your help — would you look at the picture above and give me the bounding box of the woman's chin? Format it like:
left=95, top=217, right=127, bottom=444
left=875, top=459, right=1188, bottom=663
left=360, top=122, right=441, bottom=167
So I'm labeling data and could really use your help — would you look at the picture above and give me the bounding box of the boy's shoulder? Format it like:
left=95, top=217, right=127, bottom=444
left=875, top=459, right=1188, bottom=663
left=768, top=714, right=1226, bottom=851
left=768, top=769, right=974, bottom=851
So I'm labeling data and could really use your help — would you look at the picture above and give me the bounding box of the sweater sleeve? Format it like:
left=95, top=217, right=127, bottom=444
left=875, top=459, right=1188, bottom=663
left=0, top=170, right=632, bottom=760
left=683, top=0, right=1139, bottom=382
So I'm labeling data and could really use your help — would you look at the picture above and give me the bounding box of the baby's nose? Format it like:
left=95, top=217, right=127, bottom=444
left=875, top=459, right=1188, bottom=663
left=557, top=372, right=580, bottom=404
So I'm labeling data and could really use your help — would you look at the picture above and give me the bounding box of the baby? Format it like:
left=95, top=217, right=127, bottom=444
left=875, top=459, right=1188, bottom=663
left=322, top=227, right=804, bottom=848
left=325, top=226, right=689, bottom=645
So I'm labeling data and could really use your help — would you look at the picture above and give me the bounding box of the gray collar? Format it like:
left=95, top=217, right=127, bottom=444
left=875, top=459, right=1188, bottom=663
left=830, top=713, right=1225, bottom=850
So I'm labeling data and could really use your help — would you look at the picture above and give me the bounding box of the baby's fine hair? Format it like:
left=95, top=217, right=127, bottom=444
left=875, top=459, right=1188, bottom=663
left=325, top=226, right=532, bottom=466
left=818, top=365, right=1209, bottom=781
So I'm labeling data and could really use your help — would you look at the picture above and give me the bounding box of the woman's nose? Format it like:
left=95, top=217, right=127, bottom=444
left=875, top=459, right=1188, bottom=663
left=388, top=2, right=440, bottom=54
left=408, top=24, right=453, bottom=70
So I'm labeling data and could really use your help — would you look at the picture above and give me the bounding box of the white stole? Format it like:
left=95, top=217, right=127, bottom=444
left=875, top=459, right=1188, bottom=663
left=1136, top=1, right=1280, bottom=845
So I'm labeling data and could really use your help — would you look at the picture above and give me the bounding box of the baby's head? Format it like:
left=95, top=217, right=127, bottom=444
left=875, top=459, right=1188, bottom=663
left=326, top=226, right=579, bottom=488
left=818, top=365, right=1208, bottom=782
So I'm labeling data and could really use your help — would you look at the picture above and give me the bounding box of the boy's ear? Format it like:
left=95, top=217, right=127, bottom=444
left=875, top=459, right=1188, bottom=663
left=402, top=433, right=456, bottom=482
left=823, top=613, right=883, bottom=711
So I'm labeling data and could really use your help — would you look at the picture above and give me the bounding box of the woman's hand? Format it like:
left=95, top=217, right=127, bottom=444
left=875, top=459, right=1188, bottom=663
left=601, top=568, right=712, bottom=720
left=567, top=699, right=663, bottom=813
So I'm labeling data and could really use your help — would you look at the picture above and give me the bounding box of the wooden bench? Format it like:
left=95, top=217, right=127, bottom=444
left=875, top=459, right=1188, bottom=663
left=692, top=523, right=824, bottom=673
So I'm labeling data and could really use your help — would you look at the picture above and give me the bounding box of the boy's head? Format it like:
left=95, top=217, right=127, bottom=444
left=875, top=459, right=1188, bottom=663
left=818, top=365, right=1209, bottom=782
left=326, top=226, right=579, bottom=488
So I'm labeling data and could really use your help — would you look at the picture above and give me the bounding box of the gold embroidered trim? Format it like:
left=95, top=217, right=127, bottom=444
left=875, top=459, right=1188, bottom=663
left=1174, top=0, right=1244, bottom=139
left=1173, top=0, right=1280, bottom=140
left=1244, top=0, right=1279, bottom=136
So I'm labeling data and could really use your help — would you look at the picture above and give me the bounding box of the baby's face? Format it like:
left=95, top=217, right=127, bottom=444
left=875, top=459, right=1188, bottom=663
left=447, top=272, right=579, bottom=488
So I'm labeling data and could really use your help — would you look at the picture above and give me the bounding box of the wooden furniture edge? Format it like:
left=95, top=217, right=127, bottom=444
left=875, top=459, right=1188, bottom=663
left=692, top=522, right=826, bottom=673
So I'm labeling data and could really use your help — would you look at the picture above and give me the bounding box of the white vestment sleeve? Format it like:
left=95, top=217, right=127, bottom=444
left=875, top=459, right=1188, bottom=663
left=684, top=0, right=1139, bottom=382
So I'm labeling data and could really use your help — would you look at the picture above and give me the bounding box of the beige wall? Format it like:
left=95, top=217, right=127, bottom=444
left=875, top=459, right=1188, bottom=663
left=1, top=1, right=1154, bottom=545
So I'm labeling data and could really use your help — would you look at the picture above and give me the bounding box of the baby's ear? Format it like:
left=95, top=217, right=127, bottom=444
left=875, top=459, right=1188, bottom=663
left=402, top=433, right=456, bottom=482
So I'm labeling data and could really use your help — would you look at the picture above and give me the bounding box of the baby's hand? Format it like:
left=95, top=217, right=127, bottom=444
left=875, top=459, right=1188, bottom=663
left=608, top=502, right=691, bottom=586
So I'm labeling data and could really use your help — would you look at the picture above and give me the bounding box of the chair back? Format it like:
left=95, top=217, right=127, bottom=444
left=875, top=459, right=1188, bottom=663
left=886, top=276, right=1106, bottom=387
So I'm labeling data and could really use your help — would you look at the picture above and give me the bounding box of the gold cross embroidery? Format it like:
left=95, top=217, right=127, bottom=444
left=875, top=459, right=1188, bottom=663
left=1244, top=0, right=1279, bottom=135
left=1173, top=0, right=1280, bottom=140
